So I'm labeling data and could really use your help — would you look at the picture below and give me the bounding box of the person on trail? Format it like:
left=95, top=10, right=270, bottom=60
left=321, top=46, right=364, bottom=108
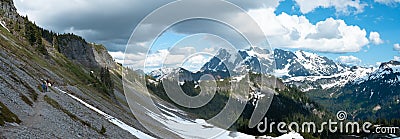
left=47, top=79, right=52, bottom=88
left=41, top=81, right=47, bottom=93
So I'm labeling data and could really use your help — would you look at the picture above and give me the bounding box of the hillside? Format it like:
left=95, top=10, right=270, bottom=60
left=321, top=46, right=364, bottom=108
left=0, top=1, right=174, bottom=138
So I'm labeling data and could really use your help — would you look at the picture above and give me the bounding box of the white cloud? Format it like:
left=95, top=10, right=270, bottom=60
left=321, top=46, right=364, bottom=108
left=115, top=46, right=208, bottom=71
left=306, top=18, right=341, bottom=39
left=16, top=0, right=373, bottom=54
left=169, top=47, right=196, bottom=55
left=294, top=0, right=367, bottom=14
left=369, top=32, right=384, bottom=45
left=394, top=43, right=400, bottom=51
left=337, top=55, right=362, bottom=65
left=182, top=55, right=212, bottom=71
left=394, top=56, right=400, bottom=61
left=203, top=47, right=216, bottom=53
left=374, top=0, right=400, bottom=5
left=109, top=51, right=125, bottom=61
left=248, top=9, right=370, bottom=53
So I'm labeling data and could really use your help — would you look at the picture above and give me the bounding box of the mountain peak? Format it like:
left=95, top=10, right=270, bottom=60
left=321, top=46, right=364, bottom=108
left=379, top=60, right=400, bottom=68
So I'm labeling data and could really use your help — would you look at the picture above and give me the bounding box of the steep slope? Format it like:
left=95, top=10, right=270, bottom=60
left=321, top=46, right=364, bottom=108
left=0, top=1, right=164, bottom=138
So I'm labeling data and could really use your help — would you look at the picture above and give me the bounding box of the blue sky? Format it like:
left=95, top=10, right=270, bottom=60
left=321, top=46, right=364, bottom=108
left=14, top=0, right=400, bottom=70
left=138, top=0, right=400, bottom=70
left=273, top=0, right=400, bottom=67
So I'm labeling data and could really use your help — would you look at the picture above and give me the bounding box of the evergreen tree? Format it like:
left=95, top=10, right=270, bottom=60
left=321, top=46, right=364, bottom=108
left=100, top=67, right=114, bottom=95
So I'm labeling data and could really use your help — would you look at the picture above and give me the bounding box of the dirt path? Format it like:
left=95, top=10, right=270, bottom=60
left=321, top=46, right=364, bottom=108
left=22, top=91, right=47, bottom=127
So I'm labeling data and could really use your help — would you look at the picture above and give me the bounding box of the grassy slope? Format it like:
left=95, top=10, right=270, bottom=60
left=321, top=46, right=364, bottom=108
left=0, top=20, right=127, bottom=126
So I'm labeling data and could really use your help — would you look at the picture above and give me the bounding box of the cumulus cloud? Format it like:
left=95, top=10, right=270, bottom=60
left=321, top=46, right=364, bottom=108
left=248, top=9, right=370, bottom=53
left=203, top=47, right=216, bottom=53
left=394, top=43, right=400, bottom=51
left=15, top=0, right=375, bottom=63
left=14, top=0, right=176, bottom=52
left=337, top=55, right=362, bottom=65
left=14, top=0, right=280, bottom=52
left=294, top=0, right=367, bottom=14
left=116, top=46, right=208, bottom=71
left=306, top=18, right=341, bottom=39
left=369, top=32, right=384, bottom=45
left=182, top=55, right=212, bottom=71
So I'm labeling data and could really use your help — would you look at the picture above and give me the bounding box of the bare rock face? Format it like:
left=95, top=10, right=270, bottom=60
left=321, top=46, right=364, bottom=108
left=91, top=43, right=118, bottom=69
left=57, top=34, right=99, bottom=69
left=0, top=0, right=18, bottom=21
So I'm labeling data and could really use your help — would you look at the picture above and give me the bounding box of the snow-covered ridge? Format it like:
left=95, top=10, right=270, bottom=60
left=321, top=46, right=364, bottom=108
left=353, top=60, right=400, bottom=85
left=294, top=50, right=342, bottom=76
left=285, top=66, right=374, bottom=90
left=201, top=46, right=274, bottom=74
left=273, top=49, right=344, bottom=78
left=148, top=67, right=176, bottom=80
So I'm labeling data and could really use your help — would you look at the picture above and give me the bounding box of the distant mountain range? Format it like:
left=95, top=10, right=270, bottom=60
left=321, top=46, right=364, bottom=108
left=150, top=47, right=376, bottom=89
left=149, top=47, right=400, bottom=120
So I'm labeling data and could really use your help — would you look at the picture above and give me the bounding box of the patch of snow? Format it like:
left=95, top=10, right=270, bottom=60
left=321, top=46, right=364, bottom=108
left=144, top=97, right=304, bottom=139
left=258, top=132, right=304, bottom=139
left=157, top=103, right=185, bottom=114
left=372, top=105, right=381, bottom=111
left=302, top=86, right=315, bottom=92
left=232, top=75, right=246, bottom=82
left=370, top=91, right=374, bottom=99
left=273, top=63, right=290, bottom=77
left=194, top=119, right=214, bottom=128
left=320, top=81, right=341, bottom=89
left=147, top=79, right=157, bottom=84
left=0, top=21, right=10, bottom=32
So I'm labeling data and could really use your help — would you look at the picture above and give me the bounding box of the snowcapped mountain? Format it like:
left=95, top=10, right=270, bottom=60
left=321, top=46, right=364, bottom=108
left=148, top=47, right=395, bottom=94
left=201, top=48, right=344, bottom=79
left=149, top=67, right=175, bottom=80
left=330, top=61, right=400, bottom=119
left=285, top=66, right=375, bottom=91
left=201, top=47, right=274, bottom=74
left=274, top=49, right=344, bottom=78
left=352, top=60, right=400, bottom=85
left=273, top=49, right=378, bottom=91
left=199, top=48, right=360, bottom=91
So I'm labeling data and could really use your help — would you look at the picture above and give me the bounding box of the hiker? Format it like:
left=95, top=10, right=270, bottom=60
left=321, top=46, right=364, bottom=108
left=47, top=79, right=52, bottom=88
left=41, top=81, right=47, bottom=93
